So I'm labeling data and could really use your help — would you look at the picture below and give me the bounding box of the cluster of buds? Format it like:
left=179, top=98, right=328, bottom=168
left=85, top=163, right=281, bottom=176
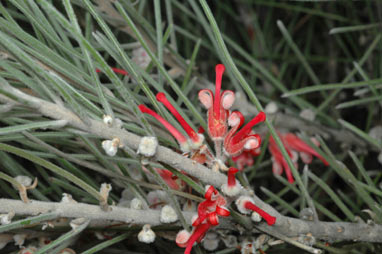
left=176, top=186, right=230, bottom=254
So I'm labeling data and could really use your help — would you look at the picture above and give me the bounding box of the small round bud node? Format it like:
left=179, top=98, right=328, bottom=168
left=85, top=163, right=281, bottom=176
left=102, top=115, right=113, bottom=126
left=130, top=198, right=143, bottom=210
left=61, top=193, right=77, bottom=204
left=14, top=175, right=32, bottom=187
left=0, top=211, right=15, bottom=225
left=137, top=136, right=158, bottom=157
left=160, top=205, right=178, bottom=223
left=102, top=138, right=119, bottom=156
left=265, top=101, right=278, bottom=114
left=251, top=211, right=262, bottom=222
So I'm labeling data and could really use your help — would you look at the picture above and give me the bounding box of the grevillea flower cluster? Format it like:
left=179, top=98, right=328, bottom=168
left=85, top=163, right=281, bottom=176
left=98, top=64, right=277, bottom=252
left=269, top=133, right=329, bottom=183
left=136, top=64, right=276, bottom=253
left=97, top=63, right=331, bottom=252
left=138, top=64, right=265, bottom=166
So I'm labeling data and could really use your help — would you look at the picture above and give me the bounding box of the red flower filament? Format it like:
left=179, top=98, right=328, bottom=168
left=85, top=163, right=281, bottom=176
left=156, top=92, right=203, bottom=148
left=138, top=104, right=189, bottom=152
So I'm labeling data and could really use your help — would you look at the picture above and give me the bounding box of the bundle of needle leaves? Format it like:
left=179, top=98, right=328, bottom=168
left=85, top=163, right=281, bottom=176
left=0, top=1, right=381, bottom=254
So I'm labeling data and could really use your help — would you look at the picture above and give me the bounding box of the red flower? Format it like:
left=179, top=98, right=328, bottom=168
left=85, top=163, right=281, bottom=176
left=223, top=111, right=265, bottom=157
left=269, top=133, right=329, bottom=183
left=177, top=186, right=230, bottom=254
left=232, top=148, right=260, bottom=170
left=198, top=64, right=235, bottom=140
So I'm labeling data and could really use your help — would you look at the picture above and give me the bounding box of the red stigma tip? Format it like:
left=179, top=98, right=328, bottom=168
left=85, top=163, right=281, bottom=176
left=138, top=104, right=149, bottom=113
left=216, top=64, right=225, bottom=74
left=156, top=92, right=166, bottom=101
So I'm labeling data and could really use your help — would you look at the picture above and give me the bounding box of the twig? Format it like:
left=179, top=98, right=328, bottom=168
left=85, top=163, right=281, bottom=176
left=255, top=225, right=322, bottom=254
left=1, top=198, right=382, bottom=243
left=0, top=198, right=194, bottom=226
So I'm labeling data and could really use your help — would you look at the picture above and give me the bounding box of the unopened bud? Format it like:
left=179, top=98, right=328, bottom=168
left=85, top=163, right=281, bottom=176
left=18, top=246, right=37, bottom=254
left=251, top=211, right=261, bottom=222
left=138, top=224, right=155, bottom=243
left=61, top=193, right=77, bottom=204
left=70, top=218, right=87, bottom=230
left=0, top=212, right=14, bottom=225
left=103, top=115, right=113, bottom=126
left=203, top=238, right=219, bottom=251
left=265, top=101, right=278, bottom=114
left=14, top=175, right=32, bottom=187
left=137, top=136, right=158, bottom=157
left=299, top=109, right=316, bottom=121
left=102, top=138, right=120, bottom=156
left=130, top=198, right=143, bottom=210
left=160, top=205, right=178, bottom=223
left=13, top=234, right=27, bottom=247
left=369, top=126, right=382, bottom=141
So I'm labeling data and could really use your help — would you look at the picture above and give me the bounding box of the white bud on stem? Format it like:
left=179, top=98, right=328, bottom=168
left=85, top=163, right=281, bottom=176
left=138, top=224, right=155, bottom=243
left=102, top=138, right=120, bottom=156
left=251, top=211, right=262, bottom=222
left=61, top=193, right=77, bottom=204
left=130, top=198, right=143, bottom=210
left=160, top=205, right=178, bottom=223
left=0, top=212, right=15, bottom=225
left=137, top=136, right=158, bottom=157
left=102, top=115, right=113, bottom=126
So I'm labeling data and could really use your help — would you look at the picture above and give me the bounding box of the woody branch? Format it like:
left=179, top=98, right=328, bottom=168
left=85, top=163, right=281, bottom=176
left=1, top=82, right=382, bottom=243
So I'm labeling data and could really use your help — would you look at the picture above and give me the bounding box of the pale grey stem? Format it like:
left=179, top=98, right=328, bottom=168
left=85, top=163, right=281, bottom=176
left=1, top=199, right=382, bottom=243
left=0, top=198, right=194, bottom=226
